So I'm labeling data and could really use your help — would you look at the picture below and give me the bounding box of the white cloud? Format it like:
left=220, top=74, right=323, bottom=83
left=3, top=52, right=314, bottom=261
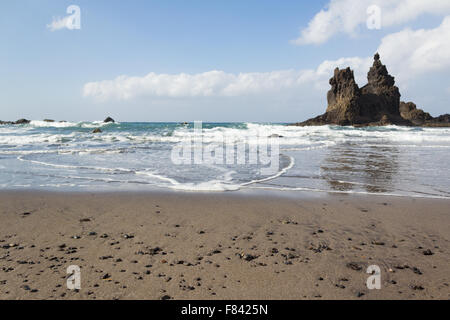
left=378, top=16, right=450, bottom=80
left=312, top=16, right=450, bottom=88
left=83, top=70, right=322, bottom=101
left=46, top=16, right=72, bottom=31
left=292, top=0, right=450, bottom=45
left=84, top=16, right=450, bottom=102
left=82, top=57, right=373, bottom=102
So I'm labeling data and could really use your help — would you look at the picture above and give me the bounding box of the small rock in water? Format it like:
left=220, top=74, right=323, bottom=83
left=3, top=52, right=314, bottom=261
left=104, top=117, right=115, bottom=123
left=14, top=119, right=30, bottom=124
left=92, top=128, right=102, bottom=133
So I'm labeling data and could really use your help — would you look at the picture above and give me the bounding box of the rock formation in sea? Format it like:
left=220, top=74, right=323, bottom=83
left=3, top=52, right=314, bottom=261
left=104, top=117, right=115, bottom=123
left=294, top=53, right=450, bottom=127
left=15, top=119, right=31, bottom=124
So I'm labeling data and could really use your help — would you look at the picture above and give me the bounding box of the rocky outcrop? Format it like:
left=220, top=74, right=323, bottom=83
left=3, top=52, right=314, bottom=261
left=325, top=67, right=362, bottom=125
left=423, top=114, right=450, bottom=127
left=14, top=119, right=31, bottom=124
left=0, top=119, right=31, bottom=125
left=104, top=117, right=115, bottom=123
left=399, top=102, right=432, bottom=125
left=92, top=128, right=102, bottom=133
left=293, top=53, right=450, bottom=127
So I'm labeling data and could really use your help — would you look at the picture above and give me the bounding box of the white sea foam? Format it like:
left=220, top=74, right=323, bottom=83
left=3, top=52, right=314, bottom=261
left=28, top=120, right=116, bottom=128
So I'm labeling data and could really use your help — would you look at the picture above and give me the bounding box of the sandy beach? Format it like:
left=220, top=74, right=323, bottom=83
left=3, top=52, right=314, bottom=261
left=0, top=190, right=448, bottom=300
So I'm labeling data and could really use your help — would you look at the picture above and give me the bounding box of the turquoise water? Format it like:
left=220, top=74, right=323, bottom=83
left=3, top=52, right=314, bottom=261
left=0, top=120, right=449, bottom=198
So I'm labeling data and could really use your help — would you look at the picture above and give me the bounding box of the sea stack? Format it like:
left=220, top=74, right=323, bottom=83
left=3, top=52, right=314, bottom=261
left=294, top=53, right=450, bottom=127
left=104, top=117, right=115, bottom=123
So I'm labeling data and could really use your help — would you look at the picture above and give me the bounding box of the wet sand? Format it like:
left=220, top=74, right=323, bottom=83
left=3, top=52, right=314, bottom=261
left=0, top=191, right=448, bottom=300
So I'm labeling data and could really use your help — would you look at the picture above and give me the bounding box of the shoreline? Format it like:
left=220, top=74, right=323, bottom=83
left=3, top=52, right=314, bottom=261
left=1, top=186, right=449, bottom=201
left=0, top=190, right=448, bottom=300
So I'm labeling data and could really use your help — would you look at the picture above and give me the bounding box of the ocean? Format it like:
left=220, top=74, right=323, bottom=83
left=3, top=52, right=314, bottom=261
left=0, top=120, right=449, bottom=199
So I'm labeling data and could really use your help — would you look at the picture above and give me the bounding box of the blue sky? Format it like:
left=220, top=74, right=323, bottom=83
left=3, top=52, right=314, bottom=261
left=1, top=0, right=450, bottom=122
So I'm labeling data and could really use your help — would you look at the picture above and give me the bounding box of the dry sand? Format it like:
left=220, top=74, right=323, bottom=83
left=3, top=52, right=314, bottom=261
left=0, top=190, right=448, bottom=300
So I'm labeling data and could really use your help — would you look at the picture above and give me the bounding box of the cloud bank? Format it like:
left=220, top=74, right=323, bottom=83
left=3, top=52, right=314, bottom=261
left=83, top=70, right=317, bottom=101
left=292, top=0, right=450, bottom=45
left=83, top=59, right=374, bottom=101
left=83, top=16, right=450, bottom=102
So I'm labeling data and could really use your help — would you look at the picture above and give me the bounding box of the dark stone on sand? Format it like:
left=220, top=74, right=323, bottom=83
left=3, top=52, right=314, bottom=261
left=346, top=262, right=363, bottom=271
left=423, top=249, right=434, bottom=256
left=292, top=53, right=450, bottom=127
left=161, top=295, right=172, bottom=300
left=243, top=254, right=258, bottom=261
left=104, top=117, right=115, bottom=123
left=148, top=247, right=162, bottom=255
left=310, top=243, right=332, bottom=253
left=102, top=273, right=111, bottom=280
left=410, top=284, right=424, bottom=291
left=412, top=267, right=423, bottom=275
left=92, top=128, right=102, bottom=133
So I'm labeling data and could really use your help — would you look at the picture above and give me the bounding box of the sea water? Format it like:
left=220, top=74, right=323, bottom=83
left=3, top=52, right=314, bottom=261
left=0, top=121, right=449, bottom=198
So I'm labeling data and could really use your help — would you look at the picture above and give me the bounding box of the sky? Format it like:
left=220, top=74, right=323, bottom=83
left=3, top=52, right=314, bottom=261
left=1, top=0, right=450, bottom=122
